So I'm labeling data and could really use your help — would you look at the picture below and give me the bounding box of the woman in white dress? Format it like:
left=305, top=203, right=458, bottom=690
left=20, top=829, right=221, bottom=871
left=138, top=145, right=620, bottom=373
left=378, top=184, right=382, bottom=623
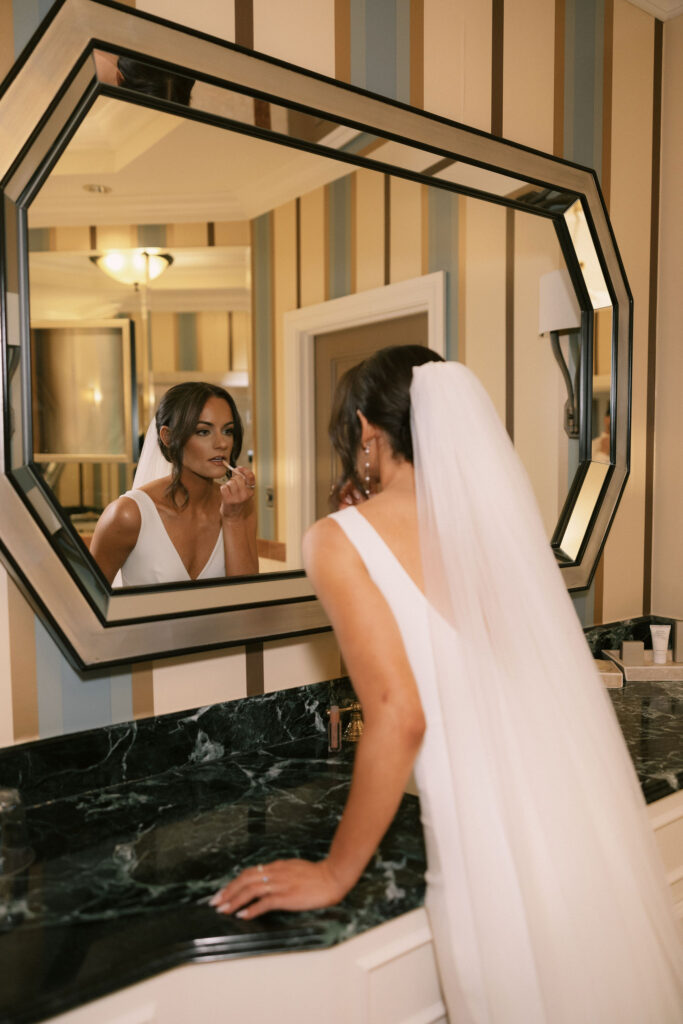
left=211, top=347, right=683, bottom=1022
left=90, top=382, right=258, bottom=586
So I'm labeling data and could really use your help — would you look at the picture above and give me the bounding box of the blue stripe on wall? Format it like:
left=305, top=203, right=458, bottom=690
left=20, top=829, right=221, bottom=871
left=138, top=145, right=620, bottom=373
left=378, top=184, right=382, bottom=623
left=564, top=0, right=605, bottom=175
left=137, top=225, right=167, bottom=248
left=348, top=0, right=413, bottom=103
left=35, top=617, right=64, bottom=738
left=35, top=616, right=134, bottom=738
left=27, top=228, right=51, bottom=252
left=395, top=0, right=411, bottom=104
left=327, top=177, right=352, bottom=300
left=12, top=0, right=58, bottom=56
left=177, top=312, right=198, bottom=370
left=252, top=213, right=276, bottom=541
left=427, top=187, right=459, bottom=361
left=364, top=0, right=397, bottom=99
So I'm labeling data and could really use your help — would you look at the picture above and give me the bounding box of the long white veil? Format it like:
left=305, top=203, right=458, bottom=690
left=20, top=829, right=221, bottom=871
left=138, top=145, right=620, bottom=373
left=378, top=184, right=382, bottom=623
left=111, top=418, right=170, bottom=588
left=132, top=417, right=170, bottom=489
left=410, top=361, right=682, bottom=1022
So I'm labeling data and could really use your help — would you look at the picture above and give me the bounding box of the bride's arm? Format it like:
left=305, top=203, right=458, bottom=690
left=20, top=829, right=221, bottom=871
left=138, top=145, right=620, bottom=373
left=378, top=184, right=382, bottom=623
left=89, top=496, right=141, bottom=584
left=210, top=516, right=425, bottom=918
left=219, top=468, right=259, bottom=576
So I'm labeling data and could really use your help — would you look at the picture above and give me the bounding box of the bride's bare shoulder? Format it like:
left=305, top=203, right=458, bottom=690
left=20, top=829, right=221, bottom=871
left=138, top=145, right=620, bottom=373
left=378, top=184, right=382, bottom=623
left=303, top=515, right=345, bottom=554
left=302, top=515, right=358, bottom=575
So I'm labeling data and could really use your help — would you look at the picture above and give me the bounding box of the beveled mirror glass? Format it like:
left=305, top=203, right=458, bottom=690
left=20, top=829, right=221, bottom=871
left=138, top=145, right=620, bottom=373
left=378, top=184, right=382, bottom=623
left=0, top=0, right=631, bottom=668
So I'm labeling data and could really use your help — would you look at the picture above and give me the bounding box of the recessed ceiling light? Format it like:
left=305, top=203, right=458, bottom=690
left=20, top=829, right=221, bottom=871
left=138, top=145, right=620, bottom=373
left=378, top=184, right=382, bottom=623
left=82, top=183, right=112, bottom=194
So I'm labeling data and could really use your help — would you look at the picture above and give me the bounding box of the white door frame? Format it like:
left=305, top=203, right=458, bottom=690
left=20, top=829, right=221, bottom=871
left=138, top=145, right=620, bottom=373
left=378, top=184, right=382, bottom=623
left=282, top=271, right=446, bottom=567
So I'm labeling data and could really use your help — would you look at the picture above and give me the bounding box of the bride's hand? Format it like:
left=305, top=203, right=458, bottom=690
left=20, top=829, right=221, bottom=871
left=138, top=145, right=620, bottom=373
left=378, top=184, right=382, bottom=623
left=335, top=478, right=367, bottom=509
left=219, top=466, right=255, bottom=519
left=209, top=858, right=345, bottom=919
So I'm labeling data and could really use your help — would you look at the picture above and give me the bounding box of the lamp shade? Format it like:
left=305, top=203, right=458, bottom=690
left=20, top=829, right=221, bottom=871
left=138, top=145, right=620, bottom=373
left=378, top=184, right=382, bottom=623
left=538, top=268, right=581, bottom=335
left=91, top=249, right=173, bottom=286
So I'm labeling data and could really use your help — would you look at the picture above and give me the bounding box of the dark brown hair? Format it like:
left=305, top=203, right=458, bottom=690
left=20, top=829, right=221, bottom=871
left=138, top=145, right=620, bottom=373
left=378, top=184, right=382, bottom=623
left=155, top=382, right=243, bottom=508
left=329, top=345, right=444, bottom=506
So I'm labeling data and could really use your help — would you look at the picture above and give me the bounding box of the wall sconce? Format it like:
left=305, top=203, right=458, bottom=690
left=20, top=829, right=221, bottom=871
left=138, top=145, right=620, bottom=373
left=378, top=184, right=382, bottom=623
left=90, top=248, right=173, bottom=287
left=539, top=269, right=582, bottom=439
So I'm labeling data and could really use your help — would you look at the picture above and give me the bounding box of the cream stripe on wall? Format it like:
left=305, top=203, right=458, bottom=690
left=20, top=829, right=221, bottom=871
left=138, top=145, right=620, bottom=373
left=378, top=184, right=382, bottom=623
left=651, top=16, right=683, bottom=619
left=423, top=0, right=492, bottom=129
left=299, top=189, right=327, bottom=307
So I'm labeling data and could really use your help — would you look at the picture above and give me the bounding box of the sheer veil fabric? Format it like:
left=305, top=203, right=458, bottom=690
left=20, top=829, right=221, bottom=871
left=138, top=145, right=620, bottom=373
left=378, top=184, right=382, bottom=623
left=409, top=362, right=683, bottom=1023
left=112, top=419, right=170, bottom=588
left=132, top=418, right=170, bottom=489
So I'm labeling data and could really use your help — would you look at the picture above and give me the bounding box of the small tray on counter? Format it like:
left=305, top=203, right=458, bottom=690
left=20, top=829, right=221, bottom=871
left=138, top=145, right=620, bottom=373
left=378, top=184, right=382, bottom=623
left=601, top=650, right=683, bottom=682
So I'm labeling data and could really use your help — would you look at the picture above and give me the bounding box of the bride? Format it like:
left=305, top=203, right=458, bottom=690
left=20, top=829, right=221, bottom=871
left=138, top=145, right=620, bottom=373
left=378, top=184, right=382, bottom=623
left=90, top=381, right=258, bottom=586
left=211, top=346, right=682, bottom=1022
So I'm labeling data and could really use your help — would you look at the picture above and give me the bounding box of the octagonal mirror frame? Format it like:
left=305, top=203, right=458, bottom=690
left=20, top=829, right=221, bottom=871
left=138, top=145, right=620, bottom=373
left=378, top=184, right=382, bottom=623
left=0, top=0, right=631, bottom=669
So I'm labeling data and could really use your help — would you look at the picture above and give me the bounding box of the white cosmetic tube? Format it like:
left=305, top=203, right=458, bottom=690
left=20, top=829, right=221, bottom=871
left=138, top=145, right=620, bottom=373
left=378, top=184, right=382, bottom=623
left=650, top=624, right=671, bottom=665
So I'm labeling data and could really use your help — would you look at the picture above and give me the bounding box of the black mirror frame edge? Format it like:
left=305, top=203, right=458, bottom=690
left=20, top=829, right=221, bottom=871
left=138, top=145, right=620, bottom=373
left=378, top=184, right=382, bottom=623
left=0, top=0, right=631, bottom=670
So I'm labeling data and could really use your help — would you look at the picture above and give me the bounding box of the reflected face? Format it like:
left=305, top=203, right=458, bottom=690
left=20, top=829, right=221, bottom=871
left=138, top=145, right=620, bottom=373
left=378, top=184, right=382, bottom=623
left=179, top=397, right=235, bottom=480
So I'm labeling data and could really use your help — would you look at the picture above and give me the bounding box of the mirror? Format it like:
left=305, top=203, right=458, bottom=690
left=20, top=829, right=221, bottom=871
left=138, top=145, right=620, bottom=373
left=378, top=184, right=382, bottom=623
left=27, top=97, right=590, bottom=568
left=0, top=0, right=631, bottom=667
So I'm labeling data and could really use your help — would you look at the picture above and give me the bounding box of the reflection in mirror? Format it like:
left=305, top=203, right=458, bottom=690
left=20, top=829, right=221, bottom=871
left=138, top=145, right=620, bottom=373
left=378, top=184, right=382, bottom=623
left=26, top=91, right=592, bottom=592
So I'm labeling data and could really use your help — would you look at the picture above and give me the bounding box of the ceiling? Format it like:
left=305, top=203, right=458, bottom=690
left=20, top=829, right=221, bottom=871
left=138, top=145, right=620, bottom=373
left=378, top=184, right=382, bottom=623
left=627, top=0, right=683, bottom=18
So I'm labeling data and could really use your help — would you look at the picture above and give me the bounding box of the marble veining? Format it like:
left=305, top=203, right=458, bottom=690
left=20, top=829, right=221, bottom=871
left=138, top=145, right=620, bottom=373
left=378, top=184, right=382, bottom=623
left=608, top=680, right=683, bottom=802
left=0, top=679, right=422, bottom=1024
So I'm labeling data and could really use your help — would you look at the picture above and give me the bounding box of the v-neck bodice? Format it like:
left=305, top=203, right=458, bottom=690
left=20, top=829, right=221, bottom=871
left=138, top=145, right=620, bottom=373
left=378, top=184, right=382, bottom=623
left=116, top=489, right=224, bottom=586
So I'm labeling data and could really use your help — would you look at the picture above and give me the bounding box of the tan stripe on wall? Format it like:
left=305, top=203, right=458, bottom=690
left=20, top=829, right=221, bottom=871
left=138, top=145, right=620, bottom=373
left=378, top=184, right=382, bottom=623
left=410, top=0, right=424, bottom=109
left=8, top=579, right=39, bottom=742
left=554, top=0, right=565, bottom=156
left=643, top=17, right=663, bottom=614
left=601, top=0, right=614, bottom=208
left=0, top=2, right=14, bottom=81
left=335, top=0, right=351, bottom=83
left=131, top=662, right=154, bottom=719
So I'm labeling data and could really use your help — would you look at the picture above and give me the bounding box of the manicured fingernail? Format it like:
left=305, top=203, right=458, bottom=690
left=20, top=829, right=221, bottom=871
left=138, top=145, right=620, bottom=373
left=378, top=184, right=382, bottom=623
left=235, top=909, right=248, bottom=919
left=217, top=904, right=231, bottom=914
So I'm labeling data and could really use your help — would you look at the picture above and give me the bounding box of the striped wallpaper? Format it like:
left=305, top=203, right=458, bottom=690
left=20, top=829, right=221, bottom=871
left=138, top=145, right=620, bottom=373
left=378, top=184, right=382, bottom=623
left=0, top=0, right=676, bottom=745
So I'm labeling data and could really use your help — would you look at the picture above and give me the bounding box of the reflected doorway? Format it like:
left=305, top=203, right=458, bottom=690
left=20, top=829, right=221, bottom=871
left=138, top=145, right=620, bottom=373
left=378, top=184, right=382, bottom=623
left=314, top=314, right=428, bottom=518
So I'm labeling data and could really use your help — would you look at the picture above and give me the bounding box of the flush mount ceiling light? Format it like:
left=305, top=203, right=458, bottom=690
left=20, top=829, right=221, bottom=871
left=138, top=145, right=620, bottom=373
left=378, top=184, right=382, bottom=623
left=90, top=248, right=173, bottom=286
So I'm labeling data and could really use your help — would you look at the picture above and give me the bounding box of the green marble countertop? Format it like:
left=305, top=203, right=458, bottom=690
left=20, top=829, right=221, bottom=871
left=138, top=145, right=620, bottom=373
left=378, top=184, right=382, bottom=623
left=0, top=680, right=426, bottom=1024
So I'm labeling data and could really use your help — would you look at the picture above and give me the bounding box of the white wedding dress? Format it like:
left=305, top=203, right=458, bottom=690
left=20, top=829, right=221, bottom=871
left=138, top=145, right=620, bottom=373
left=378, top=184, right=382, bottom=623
left=328, top=361, right=683, bottom=1023
left=115, top=489, right=225, bottom=587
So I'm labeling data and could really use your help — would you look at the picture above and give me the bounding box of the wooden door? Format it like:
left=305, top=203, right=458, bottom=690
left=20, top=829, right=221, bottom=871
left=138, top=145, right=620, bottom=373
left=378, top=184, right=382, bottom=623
left=314, top=313, right=428, bottom=519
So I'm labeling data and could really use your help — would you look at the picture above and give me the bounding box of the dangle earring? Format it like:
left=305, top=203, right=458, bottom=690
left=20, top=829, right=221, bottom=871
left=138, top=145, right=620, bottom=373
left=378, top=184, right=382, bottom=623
left=363, top=443, right=371, bottom=497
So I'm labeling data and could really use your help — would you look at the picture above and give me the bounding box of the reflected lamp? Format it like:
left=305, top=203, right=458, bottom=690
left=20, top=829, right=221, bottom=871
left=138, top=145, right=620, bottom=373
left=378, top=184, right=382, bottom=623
left=90, top=248, right=173, bottom=287
left=539, top=269, right=582, bottom=439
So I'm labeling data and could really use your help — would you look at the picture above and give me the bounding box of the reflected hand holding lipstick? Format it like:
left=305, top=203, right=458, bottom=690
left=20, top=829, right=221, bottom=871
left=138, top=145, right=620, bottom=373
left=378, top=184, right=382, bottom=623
left=221, top=459, right=256, bottom=489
